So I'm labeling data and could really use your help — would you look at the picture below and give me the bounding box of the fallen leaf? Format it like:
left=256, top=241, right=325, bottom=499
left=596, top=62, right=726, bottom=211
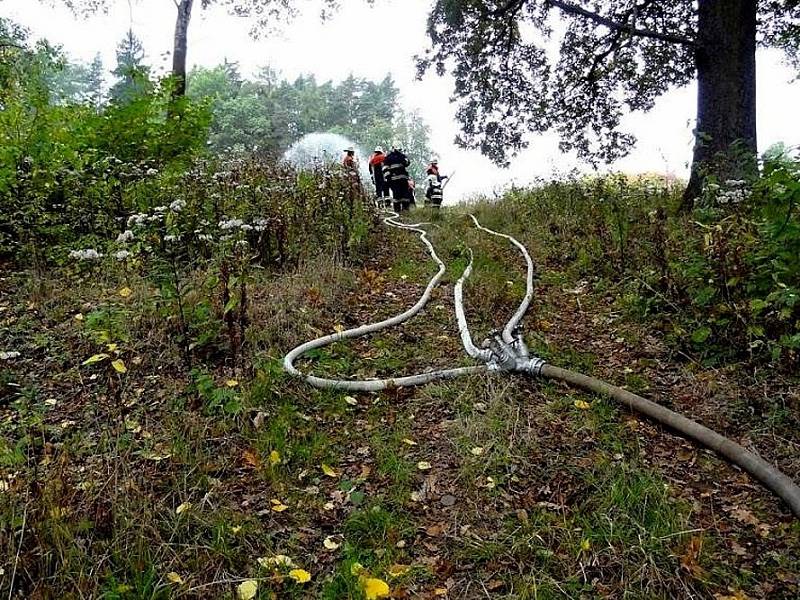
left=289, top=568, right=311, bottom=583
left=82, top=353, right=110, bottom=366
left=470, top=446, right=484, bottom=456
left=242, top=450, right=260, bottom=468
left=166, top=572, right=184, bottom=585
left=269, top=450, right=281, bottom=466
left=387, top=564, right=411, bottom=578
left=226, top=379, right=239, bottom=388
left=74, top=313, right=84, bottom=321
left=237, top=579, right=258, bottom=600
left=402, top=438, right=417, bottom=446
left=362, top=577, right=390, bottom=599
left=176, top=502, right=192, bottom=515
left=258, top=555, right=294, bottom=569
left=574, top=400, right=591, bottom=410
left=321, top=463, right=338, bottom=478
left=119, top=287, right=132, bottom=298
left=417, top=461, right=432, bottom=471
left=344, top=395, right=358, bottom=406
left=334, top=324, right=345, bottom=333
left=271, top=499, right=289, bottom=512
left=111, top=359, right=127, bottom=374
left=323, top=535, right=341, bottom=550
left=680, top=536, right=705, bottom=577
left=485, top=476, right=496, bottom=489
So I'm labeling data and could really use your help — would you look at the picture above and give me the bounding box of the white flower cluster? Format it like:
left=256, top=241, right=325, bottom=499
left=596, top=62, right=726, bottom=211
left=219, top=218, right=245, bottom=230
left=253, top=218, right=269, bottom=232
left=718, top=179, right=750, bottom=205
left=69, top=249, right=103, bottom=261
left=114, top=250, right=131, bottom=261
left=116, top=230, right=135, bottom=243
left=146, top=168, right=159, bottom=177
left=170, top=199, right=186, bottom=212
left=127, top=213, right=148, bottom=227
left=164, top=234, right=180, bottom=243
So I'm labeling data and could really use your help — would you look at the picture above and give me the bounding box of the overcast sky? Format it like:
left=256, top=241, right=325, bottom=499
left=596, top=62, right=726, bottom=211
left=2, top=0, right=799, bottom=201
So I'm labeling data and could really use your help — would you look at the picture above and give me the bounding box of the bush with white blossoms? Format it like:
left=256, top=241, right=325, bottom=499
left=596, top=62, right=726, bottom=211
left=69, top=249, right=103, bottom=261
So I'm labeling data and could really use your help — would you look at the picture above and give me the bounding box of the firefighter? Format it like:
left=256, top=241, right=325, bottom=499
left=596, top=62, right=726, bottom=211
left=426, top=157, right=448, bottom=183
left=342, top=147, right=357, bottom=170
left=383, top=145, right=412, bottom=212
left=425, top=173, right=444, bottom=208
left=369, top=146, right=390, bottom=208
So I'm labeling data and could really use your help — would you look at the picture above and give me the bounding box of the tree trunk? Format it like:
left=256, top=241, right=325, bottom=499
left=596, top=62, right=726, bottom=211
left=172, top=0, right=194, bottom=98
left=682, top=0, right=757, bottom=210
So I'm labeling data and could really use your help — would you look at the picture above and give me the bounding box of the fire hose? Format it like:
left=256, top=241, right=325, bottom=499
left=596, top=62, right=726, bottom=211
left=284, top=211, right=800, bottom=517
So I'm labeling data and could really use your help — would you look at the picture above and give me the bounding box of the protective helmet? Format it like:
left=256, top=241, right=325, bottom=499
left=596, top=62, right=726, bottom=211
left=344, top=147, right=355, bottom=153
left=375, top=146, right=384, bottom=153
left=430, top=157, right=439, bottom=164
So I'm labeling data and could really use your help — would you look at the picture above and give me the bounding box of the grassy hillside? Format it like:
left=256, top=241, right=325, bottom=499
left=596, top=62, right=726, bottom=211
left=2, top=170, right=799, bottom=599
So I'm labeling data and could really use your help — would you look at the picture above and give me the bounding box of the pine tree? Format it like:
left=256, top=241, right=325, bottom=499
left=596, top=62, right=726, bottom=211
left=85, top=53, right=104, bottom=108
left=110, top=29, right=150, bottom=104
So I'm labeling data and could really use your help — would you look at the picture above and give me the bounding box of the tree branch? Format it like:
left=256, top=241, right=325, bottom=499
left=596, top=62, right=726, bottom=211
left=547, top=0, right=695, bottom=46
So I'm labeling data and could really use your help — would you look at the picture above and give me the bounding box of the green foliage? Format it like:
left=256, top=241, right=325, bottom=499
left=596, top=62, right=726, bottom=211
left=188, top=65, right=434, bottom=180
left=484, top=160, right=800, bottom=367
left=0, top=18, right=210, bottom=262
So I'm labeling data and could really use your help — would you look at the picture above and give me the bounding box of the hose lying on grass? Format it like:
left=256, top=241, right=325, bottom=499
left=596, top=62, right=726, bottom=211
left=284, top=209, right=800, bottom=518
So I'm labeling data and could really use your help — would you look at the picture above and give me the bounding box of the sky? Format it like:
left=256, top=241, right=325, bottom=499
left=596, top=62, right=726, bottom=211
left=2, top=0, right=799, bottom=201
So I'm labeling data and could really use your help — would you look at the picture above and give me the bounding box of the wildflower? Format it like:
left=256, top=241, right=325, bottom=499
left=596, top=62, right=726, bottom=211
left=154, top=206, right=168, bottom=213
left=116, top=230, right=135, bottom=243
left=69, top=249, right=103, bottom=261
left=164, top=235, right=180, bottom=243
left=169, top=199, right=186, bottom=212
left=0, top=351, right=21, bottom=360
left=236, top=239, right=249, bottom=248
left=197, top=234, right=213, bottom=242
left=219, top=218, right=244, bottom=230
left=127, top=214, right=147, bottom=227
left=146, top=168, right=159, bottom=176
left=240, top=224, right=254, bottom=232
left=114, top=250, right=131, bottom=261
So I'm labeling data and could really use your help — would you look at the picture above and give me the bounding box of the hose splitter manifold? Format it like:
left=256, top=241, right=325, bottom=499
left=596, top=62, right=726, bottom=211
left=284, top=210, right=800, bottom=518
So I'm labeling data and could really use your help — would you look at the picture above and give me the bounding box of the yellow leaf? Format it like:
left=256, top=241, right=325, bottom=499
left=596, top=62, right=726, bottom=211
left=269, top=450, right=281, bottom=466
left=106, top=343, right=118, bottom=352
left=470, top=446, right=484, bottom=456
left=417, top=461, right=432, bottom=471
left=111, top=359, right=127, bottom=374
left=271, top=498, right=289, bottom=512
left=323, top=535, right=341, bottom=550
left=350, top=562, right=365, bottom=576
left=176, top=501, right=192, bottom=515
left=119, top=287, right=132, bottom=298
left=226, top=379, right=239, bottom=388
left=321, top=463, right=338, bottom=478
left=402, top=438, right=417, bottom=446
left=333, top=324, right=345, bottom=333
left=82, top=353, right=110, bottom=366
left=387, top=564, right=411, bottom=578
left=236, top=579, right=258, bottom=600
left=362, top=577, right=390, bottom=599
left=288, top=568, right=311, bottom=584
left=166, top=572, right=184, bottom=585
left=574, top=400, right=591, bottom=410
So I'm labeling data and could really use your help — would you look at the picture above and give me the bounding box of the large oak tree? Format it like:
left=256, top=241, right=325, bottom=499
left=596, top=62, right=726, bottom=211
left=418, top=0, right=800, bottom=206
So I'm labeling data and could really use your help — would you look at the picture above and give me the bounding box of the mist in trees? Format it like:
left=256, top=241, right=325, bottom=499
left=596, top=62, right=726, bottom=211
left=188, top=64, right=434, bottom=180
